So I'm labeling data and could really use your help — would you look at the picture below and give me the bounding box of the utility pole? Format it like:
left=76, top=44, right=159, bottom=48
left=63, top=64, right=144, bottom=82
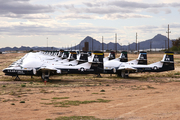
left=79, top=44, right=80, bottom=51
left=150, top=40, right=152, bottom=52
left=166, top=24, right=171, bottom=51
left=119, top=39, right=120, bottom=51
left=47, top=37, right=48, bottom=51
left=136, top=33, right=138, bottom=52
left=115, top=33, right=117, bottom=53
left=92, top=38, right=93, bottom=52
left=102, top=36, right=104, bottom=52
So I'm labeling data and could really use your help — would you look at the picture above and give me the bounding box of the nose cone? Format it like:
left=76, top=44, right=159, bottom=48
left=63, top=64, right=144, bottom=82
left=2, top=69, right=7, bottom=73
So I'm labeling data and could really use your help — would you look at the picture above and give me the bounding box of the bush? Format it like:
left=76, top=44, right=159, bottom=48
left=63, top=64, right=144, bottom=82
left=100, top=89, right=105, bottom=92
left=20, top=101, right=25, bottom=103
left=21, top=84, right=26, bottom=87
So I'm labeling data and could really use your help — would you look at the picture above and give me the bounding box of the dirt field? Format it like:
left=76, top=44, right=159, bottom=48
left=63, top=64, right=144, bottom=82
left=1, top=52, right=180, bottom=120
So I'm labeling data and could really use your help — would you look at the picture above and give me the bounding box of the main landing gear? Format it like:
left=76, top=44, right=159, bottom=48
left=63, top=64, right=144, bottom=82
left=41, top=71, right=50, bottom=82
left=14, top=75, right=20, bottom=81
left=117, top=71, right=129, bottom=78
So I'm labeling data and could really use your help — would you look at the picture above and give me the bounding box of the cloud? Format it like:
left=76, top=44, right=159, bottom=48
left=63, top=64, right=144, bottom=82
left=125, top=25, right=160, bottom=33
left=108, top=1, right=166, bottom=9
left=57, top=14, right=95, bottom=20
left=0, top=13, right=51, bottom=19
left=104, top=13, right=152, bottom=19
left=0, top=0, right=54, bottom=15
left=0, top=23, right=117, bottom=36
left=163, top=23, right=180, bottom=28
left=81, top=1, right=180, bottom=15
left=83, top=1, right=168, bottom=9
left=169, top=2, right=180, bottom=7
left=146, top=8, right=171, bottom=14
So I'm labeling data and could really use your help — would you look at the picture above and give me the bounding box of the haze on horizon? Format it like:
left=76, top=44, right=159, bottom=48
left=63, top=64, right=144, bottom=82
left=0, top=0, right=180, bottom=48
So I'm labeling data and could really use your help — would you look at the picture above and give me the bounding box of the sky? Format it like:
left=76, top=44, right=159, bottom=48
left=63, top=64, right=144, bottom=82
left=0, top=0, right=180, bottom=48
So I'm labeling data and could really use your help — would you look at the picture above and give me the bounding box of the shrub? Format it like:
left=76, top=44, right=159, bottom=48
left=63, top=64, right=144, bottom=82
left=21, top=84, right=26, bottom=87
left=100, top=89, right=105, bottom=92
left=20, top=101, right=25, bottom=103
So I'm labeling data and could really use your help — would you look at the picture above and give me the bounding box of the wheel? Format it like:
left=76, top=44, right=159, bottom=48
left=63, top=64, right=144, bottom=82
left=80, top=67, right=85, bottom=72
left=153, top=66, right=158, bottom=70
left=41, top=71, right=50, bottom=81
left=121, top=71, right=125, bottom=78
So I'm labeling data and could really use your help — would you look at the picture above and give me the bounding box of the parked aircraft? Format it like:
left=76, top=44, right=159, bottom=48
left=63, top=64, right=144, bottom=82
left=3, top=51, right=104, bottom=81
left=104, top=51, right=147, bottom=74
left=36, top=51, right=104, bottom=81
left=2, top=50, right=175, bottom=81
left=103, top=51, right=116, bottom=62
left=117, top=51, right=174, bottom=78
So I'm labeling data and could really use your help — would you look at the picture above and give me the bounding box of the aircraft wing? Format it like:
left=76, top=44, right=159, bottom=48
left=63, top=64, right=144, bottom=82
left=118, top=63, right=137, bottom=71
left=37, top=66, right=57, bottom=71
left=36, top=63, right=61, bottom=72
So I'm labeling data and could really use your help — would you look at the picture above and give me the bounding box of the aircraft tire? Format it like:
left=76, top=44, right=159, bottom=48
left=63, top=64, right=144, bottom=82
left=121, top=71, right=125, bottom=78
left=80, top=67, right=85, bottom=72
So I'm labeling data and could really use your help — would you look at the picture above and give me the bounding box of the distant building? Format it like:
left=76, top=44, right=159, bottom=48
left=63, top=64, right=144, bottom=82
left=83, top=42, right=89, bottom=52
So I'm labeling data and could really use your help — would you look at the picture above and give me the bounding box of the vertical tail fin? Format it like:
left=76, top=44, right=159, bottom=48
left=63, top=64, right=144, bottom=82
left=68, top=51, right=77, bottom=61
left=92, top=51, right=104, bottom=63
left=137, top=51, right=147, bottom=65
left=77, top=52, right=88, bottom=64
left=61, top=51, right=69, bottom=59
left=90, top=51, right=104, bottom=73
left=108, top=51, right=115, bottom=60
left=119, top=51, right=128, bottom=62
left=161, top=51, right=174, bottom=71
left=161, top=51, right=174, bottom=62
left=58, top=49, right=64, bottom=57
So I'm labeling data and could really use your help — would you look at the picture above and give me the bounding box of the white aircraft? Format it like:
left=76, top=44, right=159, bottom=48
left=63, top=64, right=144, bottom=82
left=34, top=51, right=104, bottom=81
left=104, top=51, right=147, bottom=74
left=3, top=51, right=104, bottom=81
left=103, top=51, right=116, bottom=62
left=2, top=50, right=65, bottom=80
left=62, top=51, right=89, bottom=66
left=117, top=51, right=174, bottom=78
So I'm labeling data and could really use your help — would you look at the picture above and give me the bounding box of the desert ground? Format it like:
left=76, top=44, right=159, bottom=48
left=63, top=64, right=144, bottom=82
left=1, top=52, right=180, bottom=120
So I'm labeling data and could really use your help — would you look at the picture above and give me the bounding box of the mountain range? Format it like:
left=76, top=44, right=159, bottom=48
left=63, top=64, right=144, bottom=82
left=0, top=34, right=173, bottom=52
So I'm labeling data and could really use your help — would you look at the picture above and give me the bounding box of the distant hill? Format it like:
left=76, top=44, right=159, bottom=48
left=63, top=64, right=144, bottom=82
left=0, top=46, right=59, bottom=52
left=0, top=34, right=173, bottom=52
left=73, top=34, right=173, bottom=51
